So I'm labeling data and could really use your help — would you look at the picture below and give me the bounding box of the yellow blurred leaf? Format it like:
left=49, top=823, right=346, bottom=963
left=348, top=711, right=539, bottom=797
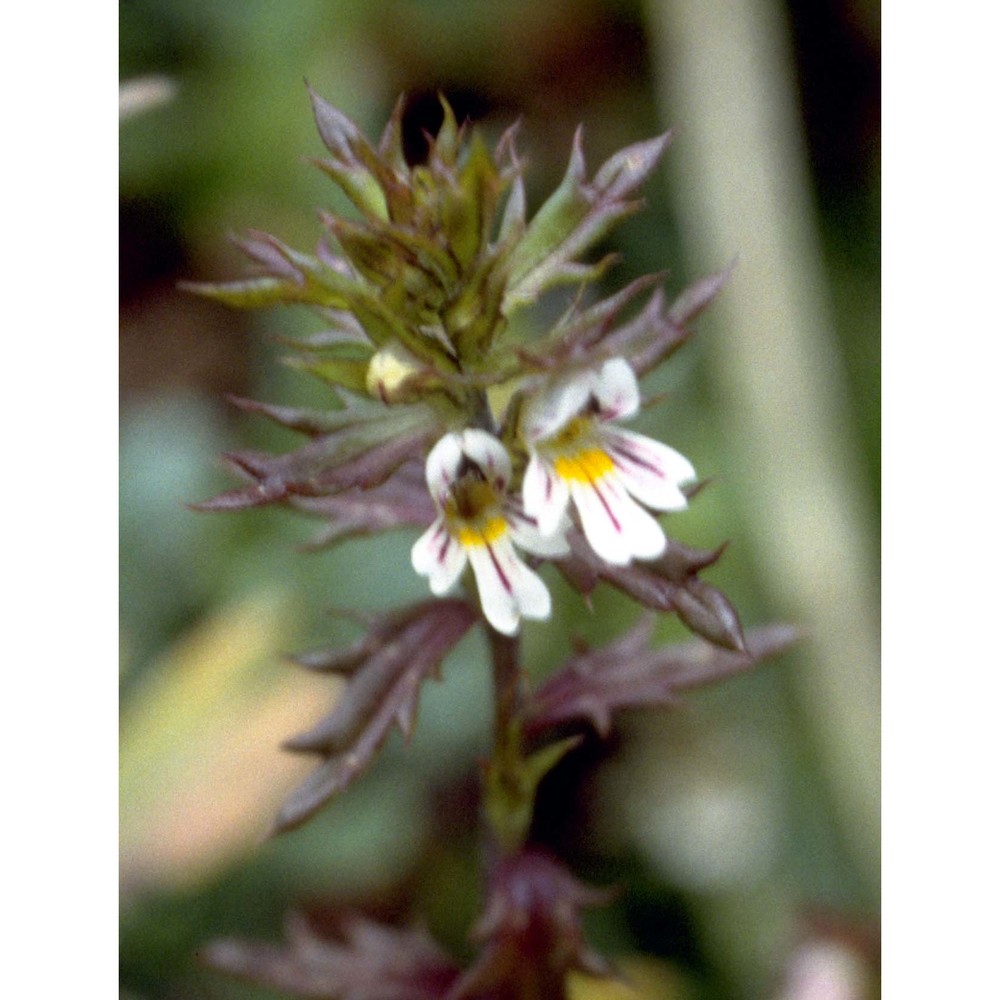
left=120, top=590, right=333, bottom=898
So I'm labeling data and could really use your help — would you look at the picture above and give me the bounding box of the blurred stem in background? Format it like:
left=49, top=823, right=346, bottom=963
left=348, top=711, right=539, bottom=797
left=644, top=0, right=879, bottom=894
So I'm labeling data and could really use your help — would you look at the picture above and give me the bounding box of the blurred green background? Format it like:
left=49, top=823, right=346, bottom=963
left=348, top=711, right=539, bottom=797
left=119, top=1, right=879, bottom=998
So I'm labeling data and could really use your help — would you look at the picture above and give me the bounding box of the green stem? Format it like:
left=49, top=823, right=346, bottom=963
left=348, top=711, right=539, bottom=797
left=483, top=625, right=530, bottom=854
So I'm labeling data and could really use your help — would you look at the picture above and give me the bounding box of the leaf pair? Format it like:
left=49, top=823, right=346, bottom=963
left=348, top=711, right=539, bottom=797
left=204, top=850, right=612, bottom=1000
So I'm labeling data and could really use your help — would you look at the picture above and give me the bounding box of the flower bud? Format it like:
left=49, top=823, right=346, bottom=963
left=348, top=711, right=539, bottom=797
left=365, top=340, right=428, bottom=403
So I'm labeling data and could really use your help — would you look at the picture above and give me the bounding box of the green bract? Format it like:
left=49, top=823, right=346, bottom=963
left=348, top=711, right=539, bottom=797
left=187, top=89, right=730, bottom=517
left=186, top=89, right=683, bottom=382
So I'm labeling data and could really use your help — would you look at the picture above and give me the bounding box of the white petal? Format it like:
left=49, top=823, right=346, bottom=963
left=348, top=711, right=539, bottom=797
left=521, top=452, right=571, bottom=537
left=425, top=433, right=465, bottom=503
left=512, top=562, right=553, bottom=623
left=593, top=358, right=641, bottom=421
left=467, top=541, right=519, bottom=634
left=521, top=371, right=596, bottom=443
left=508, top=507, right=572, bottom=558
left=602, top=427, right=694, bottom=510
left=467, top=536, right=552, bottom=634
left=570, top=475, right=666, bottom=565
left=461, top=428, right=513, bottom=490
left=411, top=519, right=467, bottom=594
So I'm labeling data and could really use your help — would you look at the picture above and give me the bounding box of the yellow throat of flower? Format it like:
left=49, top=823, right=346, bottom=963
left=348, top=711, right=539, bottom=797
left=445, top=478, right=508, bottom=548
left=547, top=419, right=614, bottom=483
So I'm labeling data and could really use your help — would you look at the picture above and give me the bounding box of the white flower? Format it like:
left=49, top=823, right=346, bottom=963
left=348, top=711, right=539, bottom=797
left=521, top=358, right=696, bottom=566
left=411, top=429, right=569, bottom=635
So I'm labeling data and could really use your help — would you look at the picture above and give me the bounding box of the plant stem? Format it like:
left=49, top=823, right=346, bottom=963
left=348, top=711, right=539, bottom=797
left=484, top=625, right=529, bottom=854
left=489, top=627, right=522, bottom=759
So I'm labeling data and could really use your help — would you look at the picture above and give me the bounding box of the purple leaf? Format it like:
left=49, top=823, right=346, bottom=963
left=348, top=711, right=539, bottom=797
left=523, top=617, right=799, bottom=739
left=224, top=396, right=356, bottom=437
left=233, top=229, right=307, bottom=282
left=203, top=913, right=461, bottom=1000
left=667, top=260, right=736, bottom=326
left=192, top=403, right=439, bottom=512
left=291, top=463, right=436, bottom=549
left=519, top=265, right=731, bottom=378
left=448, top=849, right=614, bottom=1000
left=556, top=531, right=747, bottom=651
left=273, top=600, right=477, bottom=833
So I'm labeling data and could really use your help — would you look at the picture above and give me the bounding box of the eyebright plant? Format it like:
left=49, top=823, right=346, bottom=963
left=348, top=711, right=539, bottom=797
left=189, top=89, right=796, bottom=1000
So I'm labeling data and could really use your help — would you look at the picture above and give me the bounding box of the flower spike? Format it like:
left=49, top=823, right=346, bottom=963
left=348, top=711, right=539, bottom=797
left=412, top=430, right=568, bottom=635
left=521, top=358, right=696, bottom=565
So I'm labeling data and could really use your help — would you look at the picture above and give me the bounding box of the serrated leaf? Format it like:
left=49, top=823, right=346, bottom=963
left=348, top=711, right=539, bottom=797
left=556, top=531, right=746, bottom=650
left=376, top=95, right=408, bottom=173
left=272, top=600, right=477, bottom=833
left=204, top=913, right=461, bottom=1000
left=503, top=129, right=672, bottom=311
left=431, top=96, right=461, bottom=165
left=523, top=619, right=798, bottom=739
left=288, top=585, right=429, bottom=672
left=182, top=245, right=377, bottom=315
left=291, top=463, right=435, bottom=549
left=600, top=287, right=684, bottom=366
left=192, top=403, right=439, bottom=511
left=322, top=213, right=459, bottom=297
left=502, top=129, right=587, bottom=305
left=592, top=132, right=673, bottom=199
left=312, top=157, right=389, bottom=223
left=224, top=395, right=352, bottom=436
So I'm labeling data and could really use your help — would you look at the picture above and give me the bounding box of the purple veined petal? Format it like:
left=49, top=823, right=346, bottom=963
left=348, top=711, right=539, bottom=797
left=460, top=428, right=513, bottom=491
left=593, top=357, right=641, bottom=421
left=521, top=370, right=596, bottom=443
left=466, top=540, right=519, bottom=635
left=425, top=433, right=466, bottom=503
left=411, top=518, right=467, bottom=595
left=522, top=451, right=572, bottom=538
left=601, top=426, right=694, bottom=511
left=467, top=535, right=552, bottom=634
left=508, top=505, right=572, bottom=558
left=570, top=474, right=666, bottom=565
